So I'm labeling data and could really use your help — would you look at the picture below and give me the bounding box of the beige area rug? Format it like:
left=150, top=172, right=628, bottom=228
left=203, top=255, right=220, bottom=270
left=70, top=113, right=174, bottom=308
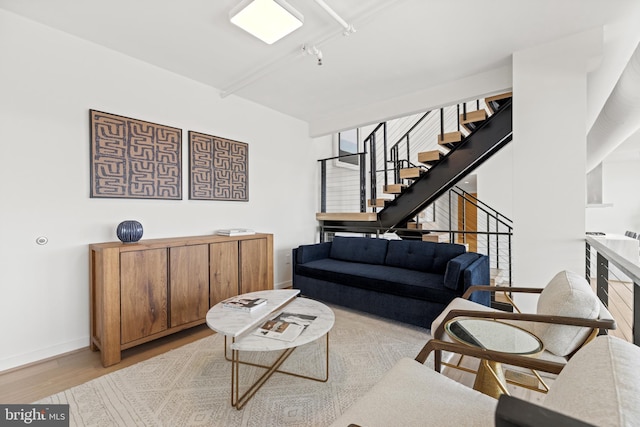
left=38, top=305, right=432, bottom=426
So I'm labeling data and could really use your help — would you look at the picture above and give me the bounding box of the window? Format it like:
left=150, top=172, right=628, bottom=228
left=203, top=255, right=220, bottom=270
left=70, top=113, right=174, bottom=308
left=337, top=128, right=359, bottom=166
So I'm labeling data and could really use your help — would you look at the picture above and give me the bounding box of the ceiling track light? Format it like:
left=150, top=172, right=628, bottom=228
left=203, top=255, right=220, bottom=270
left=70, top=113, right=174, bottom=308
left=223, top=0, right=393, bottom=97
left=302, top=44, right=323, bottom=66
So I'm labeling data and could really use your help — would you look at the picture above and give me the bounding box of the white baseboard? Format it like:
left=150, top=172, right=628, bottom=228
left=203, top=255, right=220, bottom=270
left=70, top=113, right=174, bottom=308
left=274, top=280, right=292, bottom=289
left=0, top=337, right=89, bottom=373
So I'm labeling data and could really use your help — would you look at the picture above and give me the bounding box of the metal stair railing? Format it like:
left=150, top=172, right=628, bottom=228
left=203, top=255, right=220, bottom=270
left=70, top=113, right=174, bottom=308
left=318, top=96, right=502, bottom=216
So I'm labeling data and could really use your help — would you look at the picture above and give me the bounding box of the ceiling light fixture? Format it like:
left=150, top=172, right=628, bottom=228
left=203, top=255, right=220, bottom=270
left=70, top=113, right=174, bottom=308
left=229, top=0, right=304, bottom=45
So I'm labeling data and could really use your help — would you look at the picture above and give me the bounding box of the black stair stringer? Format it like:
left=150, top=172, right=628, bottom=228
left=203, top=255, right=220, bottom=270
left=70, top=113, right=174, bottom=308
left=378, top=100, right=512, bottom=229
left=318, top=100, right=512, bottom=233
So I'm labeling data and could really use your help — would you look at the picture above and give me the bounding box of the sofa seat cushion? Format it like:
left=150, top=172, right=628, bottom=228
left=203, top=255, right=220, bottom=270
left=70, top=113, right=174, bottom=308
left=296, top=259, right=458, bottom=304
left=385, top=240, right=466, bottom=273
left=329, top=358, right=496, bottom=427
left=329, top=236, right=389, bottom=265
left=543, top=335, right=640, bottom=426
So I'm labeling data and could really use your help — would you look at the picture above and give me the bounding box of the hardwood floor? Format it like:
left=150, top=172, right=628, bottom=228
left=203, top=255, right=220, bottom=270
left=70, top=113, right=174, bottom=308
left=606, top=280, right=633, bottom=342
left=0, top=324, right=214, bottom=404
left=591, top=279, right=633, bottom=343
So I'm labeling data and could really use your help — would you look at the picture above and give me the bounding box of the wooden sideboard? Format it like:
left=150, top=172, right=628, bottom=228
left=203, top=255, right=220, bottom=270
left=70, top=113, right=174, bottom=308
left=89, top=233, right=273, bottom=366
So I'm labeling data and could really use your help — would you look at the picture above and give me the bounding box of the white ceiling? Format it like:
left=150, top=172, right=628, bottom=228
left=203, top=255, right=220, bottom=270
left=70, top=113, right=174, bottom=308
left=0, top=0, right=638, bottom=135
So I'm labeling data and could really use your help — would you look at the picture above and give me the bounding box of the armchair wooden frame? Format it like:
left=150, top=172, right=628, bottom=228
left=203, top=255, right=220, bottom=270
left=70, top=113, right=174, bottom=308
left=416, top=285, right=616, bottom=394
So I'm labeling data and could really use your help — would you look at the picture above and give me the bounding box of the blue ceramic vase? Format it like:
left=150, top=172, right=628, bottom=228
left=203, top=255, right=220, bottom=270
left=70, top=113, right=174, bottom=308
left=116, top=220, right=143, bottom=243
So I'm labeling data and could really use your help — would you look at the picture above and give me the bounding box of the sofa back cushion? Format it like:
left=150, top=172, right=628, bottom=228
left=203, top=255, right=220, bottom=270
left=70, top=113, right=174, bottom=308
left=544, top=335, right=640, bottom=426
left=385, top=240, right=465, bottom=273
left=329, top=236, right=389, bottom=265
left=533, top=270, right=600, bottom=357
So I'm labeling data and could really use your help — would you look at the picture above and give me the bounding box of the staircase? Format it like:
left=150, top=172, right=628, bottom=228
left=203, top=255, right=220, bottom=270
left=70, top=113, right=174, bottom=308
left=318, top=93, right=513, bottom=232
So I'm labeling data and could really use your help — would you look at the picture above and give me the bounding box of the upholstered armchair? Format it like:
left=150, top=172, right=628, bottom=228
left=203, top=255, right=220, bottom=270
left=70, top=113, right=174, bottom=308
left=421, top=270, right=616, bottom=393
left=330, top=335, right=639, bottom=427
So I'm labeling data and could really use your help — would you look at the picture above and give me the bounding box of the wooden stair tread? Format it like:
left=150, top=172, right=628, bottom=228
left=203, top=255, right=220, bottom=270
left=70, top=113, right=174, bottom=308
left=460, top=109, right=488, bottom=133
left=459, top=109, right=487, bottom=124
left=438, top=131, right=463, bottom=145
left=485, top=92, right=512, bottom=103
left=384, top=184, right=407, bottom=194
left=491, top=268, right=510, bottom=303
left=368, top=198, right=390, bottom=207
left=316, top=212, right=378, bottom=221
left=422, top=233, right=450, bottom=243
left=418, top=150, right=444, bottom=164
left=485, top=92, right=512, bottom=114
left=418, top=221, right=439, bottom=230
left=399, top=167, right=423, bottom=179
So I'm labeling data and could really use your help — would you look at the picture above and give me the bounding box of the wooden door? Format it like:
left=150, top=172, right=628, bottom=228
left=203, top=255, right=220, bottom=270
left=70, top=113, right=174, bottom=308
left=239, top=238, right=268, bottom=294
left=169, top=244, right=209, bottom=327
left=458, top=193, right=478, bottom=252
left=210, top=241, right=239, bottom=306
left=120, top=249, right=168, bottom=344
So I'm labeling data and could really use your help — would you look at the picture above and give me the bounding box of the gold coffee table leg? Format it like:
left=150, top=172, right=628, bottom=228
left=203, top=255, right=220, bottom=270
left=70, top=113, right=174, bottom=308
left=229, top=333, right=330, bottom=410
left=473, top=360, right=510, bottom=399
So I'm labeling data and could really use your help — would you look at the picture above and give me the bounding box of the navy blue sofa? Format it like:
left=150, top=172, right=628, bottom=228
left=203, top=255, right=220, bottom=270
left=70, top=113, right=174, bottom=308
left=292, top=236, right=490, bottom=329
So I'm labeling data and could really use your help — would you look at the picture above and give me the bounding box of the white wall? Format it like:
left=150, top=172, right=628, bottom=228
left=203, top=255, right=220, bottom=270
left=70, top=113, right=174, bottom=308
left=0, top=10, right=330, bottom=371
left=586, top=154, right=640, bottom=234
left=475, top=144, right=514, bottom=220
left=510, top=30, right=601, bottom=311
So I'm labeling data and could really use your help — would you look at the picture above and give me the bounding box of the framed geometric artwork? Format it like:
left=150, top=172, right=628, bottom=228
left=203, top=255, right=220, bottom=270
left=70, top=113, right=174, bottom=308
left=90, top=110, right=182, bottom=200
left=188, top=131, right=248, bottom=201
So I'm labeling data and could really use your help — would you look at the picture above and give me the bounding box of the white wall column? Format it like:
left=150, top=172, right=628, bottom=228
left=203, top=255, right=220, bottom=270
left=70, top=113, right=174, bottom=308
left=511, top=29, right=601, bottom=309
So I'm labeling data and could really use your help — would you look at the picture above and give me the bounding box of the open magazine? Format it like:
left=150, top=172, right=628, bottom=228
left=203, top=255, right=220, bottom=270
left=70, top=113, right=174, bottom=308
left=252, top=312, right=317, bottom=342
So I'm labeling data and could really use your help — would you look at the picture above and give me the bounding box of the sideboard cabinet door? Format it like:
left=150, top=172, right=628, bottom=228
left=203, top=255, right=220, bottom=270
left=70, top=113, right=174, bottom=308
left=239, top=238, right=269, bottom=294
left=169, top=244, right=209, bottom=327
left=120, top=248, right=168, bottom=344
left=210, top=241, right=239, bottom=306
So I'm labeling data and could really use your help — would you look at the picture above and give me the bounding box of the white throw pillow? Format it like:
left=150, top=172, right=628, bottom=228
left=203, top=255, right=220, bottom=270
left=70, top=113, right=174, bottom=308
left=533, top=270, right=600, bottom=356
left=544, top=335, right=640, bottom=426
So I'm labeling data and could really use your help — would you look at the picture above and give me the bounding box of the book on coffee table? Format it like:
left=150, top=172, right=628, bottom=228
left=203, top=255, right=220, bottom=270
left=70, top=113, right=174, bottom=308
left=253, top=312, right=317, bottom=342
left=222, top=297, right=267, bottom=312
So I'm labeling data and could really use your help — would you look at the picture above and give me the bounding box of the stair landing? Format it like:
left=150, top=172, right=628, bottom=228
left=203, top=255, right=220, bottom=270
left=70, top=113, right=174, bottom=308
left=316, top=212, right=377, bottom=221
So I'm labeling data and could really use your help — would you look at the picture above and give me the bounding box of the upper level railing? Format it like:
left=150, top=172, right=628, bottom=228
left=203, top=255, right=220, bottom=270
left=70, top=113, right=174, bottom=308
left=585, top=235, right=640, bottom=345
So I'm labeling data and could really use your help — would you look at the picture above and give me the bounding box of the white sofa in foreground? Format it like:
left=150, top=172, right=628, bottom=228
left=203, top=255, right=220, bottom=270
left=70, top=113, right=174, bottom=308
left=330, top=335, right=640, bottom=427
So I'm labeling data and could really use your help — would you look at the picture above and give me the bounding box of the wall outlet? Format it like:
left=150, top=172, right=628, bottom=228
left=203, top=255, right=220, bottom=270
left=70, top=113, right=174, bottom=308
left=285, top=253, right=291, bottom=265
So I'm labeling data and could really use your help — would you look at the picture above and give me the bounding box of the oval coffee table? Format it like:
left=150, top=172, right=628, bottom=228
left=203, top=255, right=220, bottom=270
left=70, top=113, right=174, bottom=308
left=206, top=289, right=335, bottom=409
